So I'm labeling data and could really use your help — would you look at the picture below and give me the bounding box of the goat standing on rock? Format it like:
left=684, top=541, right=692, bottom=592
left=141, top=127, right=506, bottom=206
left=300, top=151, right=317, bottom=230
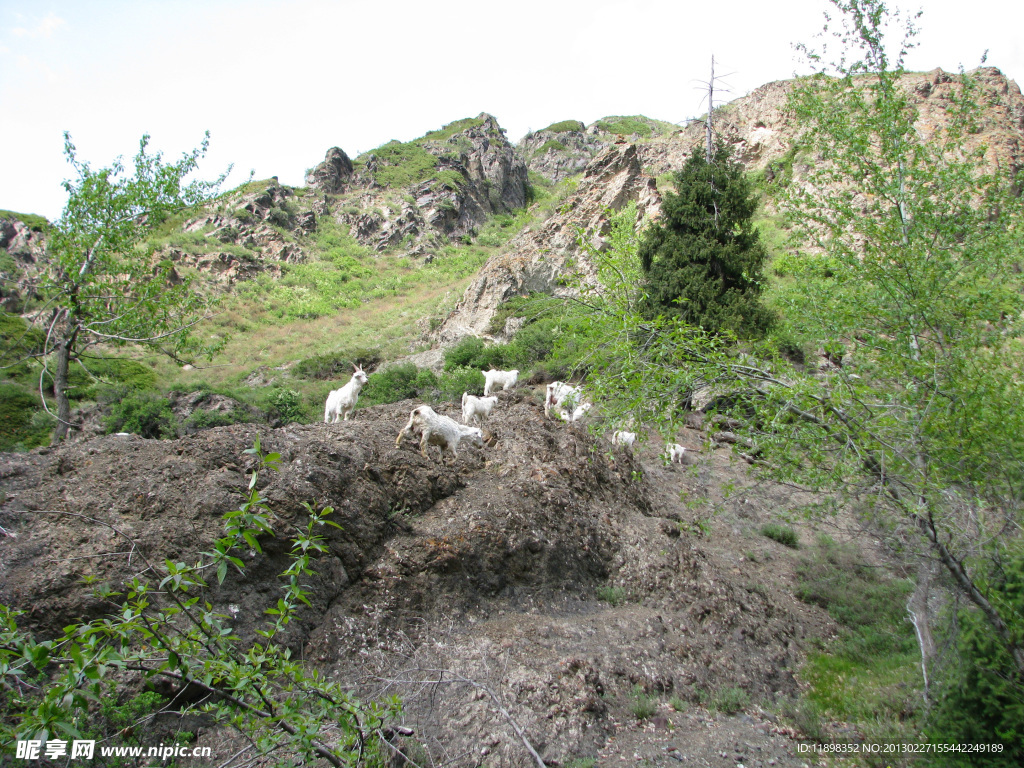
left=396, top=404, right=485, bottom=461
left=324, top=365, right=369, bottom=423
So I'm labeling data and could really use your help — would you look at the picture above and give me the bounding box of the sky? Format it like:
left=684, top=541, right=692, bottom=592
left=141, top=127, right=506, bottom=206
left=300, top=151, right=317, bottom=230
left=2, top=0, right=1021, bottom=221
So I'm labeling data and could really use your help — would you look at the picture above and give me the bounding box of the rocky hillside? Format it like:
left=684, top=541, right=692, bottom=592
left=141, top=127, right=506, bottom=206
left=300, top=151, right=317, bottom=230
left=518, top=115, right=678, bottom=183
left=430, top=67, right=1024, bottom=343
left=0, top=391, right=830, bottom=766
left=433, top=143, right=661, bottom=344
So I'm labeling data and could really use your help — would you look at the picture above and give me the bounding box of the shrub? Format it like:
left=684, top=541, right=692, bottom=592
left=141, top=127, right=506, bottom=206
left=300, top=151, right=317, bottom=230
left=443, top=336, right=501, bottom=371
left=0, top=312, right=45, bottom=369
left=761, top=523, right=799, bottom=549
left=267, top=207, right=291, bottom=228
left=360, top=364, right=439, bottom=407
left=182, top=408, right=258, bottom=434
left=925, top=550, right=1024, bottom=764
left=713, top=686, right=750, bottom=715
left=629, top=684, right=657, bottom=720
left=436, top=366, right=484, bottom=402
left=293, top=348, right=383, bottom=380
left=268, top=388, right=304, bottom=423
left=596, top=585, right=625, bottom=606
left=0, top=382, right=48, bottom=451
left=104, top=391, right=178, bottom=439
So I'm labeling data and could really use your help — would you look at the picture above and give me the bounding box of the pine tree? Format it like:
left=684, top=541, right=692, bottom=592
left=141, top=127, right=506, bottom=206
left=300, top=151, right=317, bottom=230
left=638, top=143, right=773, bottom=338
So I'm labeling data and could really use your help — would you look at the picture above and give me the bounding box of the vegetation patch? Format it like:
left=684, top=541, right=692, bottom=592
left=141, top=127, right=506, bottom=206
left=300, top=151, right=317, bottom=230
left=594, top=115, right=675, bottom=138
left=359, top=363, right=439, bottom=408
left=422, top=117, right=485, bottom=143
left=535, top=139, right=568, bottom=156
left=103, top=391, right=179, bottom=439
left=543, top=120, right=585, bottom=133
left=761, top=523, right=799, bottom=548
left=796, top=536, right=919, bottom=741
left=293, top=347, right=383, bottom=381
left=0, top=382, right=49, bottom=451
left=0, top=209, right=48, bottom=231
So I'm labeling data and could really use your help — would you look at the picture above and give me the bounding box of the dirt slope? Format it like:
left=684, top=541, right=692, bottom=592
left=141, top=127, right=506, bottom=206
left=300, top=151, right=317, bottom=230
left=0, top=391, right=830, bottom=767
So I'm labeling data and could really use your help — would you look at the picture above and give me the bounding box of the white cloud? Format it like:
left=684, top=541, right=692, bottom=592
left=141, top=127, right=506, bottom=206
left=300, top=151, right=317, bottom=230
left=11, top=11, right=65, bottom=39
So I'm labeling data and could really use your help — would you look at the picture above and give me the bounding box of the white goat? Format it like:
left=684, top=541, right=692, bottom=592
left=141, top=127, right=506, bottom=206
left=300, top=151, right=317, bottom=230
left=611, top=430, right=638, bottom=448
left=482, top=368, right=519, bottom=396
left=324, top=365, right=369, bottom=423
left=559, top=401, right=593, bottom=423
left=461, top=392, right=498, bottom=424
left=545, top=381, right=581, bottom=419
left=664, top=443, right=687, bottom=464
left=395, top=405, right=484, bottom=461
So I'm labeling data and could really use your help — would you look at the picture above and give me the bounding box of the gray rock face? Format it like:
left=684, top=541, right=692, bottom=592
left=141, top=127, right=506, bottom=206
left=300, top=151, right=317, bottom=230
left=518, top=123, right=611, bottom=182
left=432, top=143, right=661, bottom=345
left=0, top=215, right=48, bottom=311
left=304, top=147, right=354, bottom=193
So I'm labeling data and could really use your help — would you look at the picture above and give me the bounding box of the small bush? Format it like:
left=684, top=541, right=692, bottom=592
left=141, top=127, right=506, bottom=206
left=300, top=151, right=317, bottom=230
left=104, top=392, right=178, bottom=439
left=761, top=523, right=799, bottom=548
left=925, top=549, right=1024, bottom=764
left=629, top=685, right=657, bottom=720
left=536, top=139, right=568, bottom=155
left=596, top=585, right=625, bottom=606
left=669, top=696, right=687, bottom=712
left=268, top=389, right=304, bottom=423
left=442, top=336, right=506, bottom=371
left=0, top=382, right=48, bottom=451
left=436, top=366, right=483, bottom=403
left=182, top=408, right=258, bottom=434
left=267, top=207, right=291, bottom=228
left=293, top=348, right=383, bottom=380
left=360, top=364, right=439, bottom=407
left=713, top=686, right=750, bottom=715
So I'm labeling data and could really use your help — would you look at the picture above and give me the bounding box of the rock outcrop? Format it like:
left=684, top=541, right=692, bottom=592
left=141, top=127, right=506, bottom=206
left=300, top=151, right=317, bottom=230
left=432, top=143, right=661, bottom=344
left=0, top=214, right=47, bottom=311
left=518, top=122, right=608, bottom=182
left=305, top=147, right=354, bottom=193
left=325, top=113, right=530, bottom=251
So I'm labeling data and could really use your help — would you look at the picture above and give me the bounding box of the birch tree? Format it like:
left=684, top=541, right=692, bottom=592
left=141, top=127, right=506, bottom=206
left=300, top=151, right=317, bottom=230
left=40, top=132, right=225, bottom=440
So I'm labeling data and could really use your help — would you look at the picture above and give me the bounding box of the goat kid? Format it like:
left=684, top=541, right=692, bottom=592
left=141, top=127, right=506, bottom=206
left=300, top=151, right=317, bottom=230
left=663, top=443, right=687, bottom=464
left=611, top=430, right=638, bottom=448
left=462, top=392, right=498, bottom=424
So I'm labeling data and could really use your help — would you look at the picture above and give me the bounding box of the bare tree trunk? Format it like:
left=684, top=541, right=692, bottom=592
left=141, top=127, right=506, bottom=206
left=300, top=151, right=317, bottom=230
left=907, top=558, right=937, bottom=704
left=52, top=334, right=74, bottom=442
left=706, top=55, right=715, bottom=163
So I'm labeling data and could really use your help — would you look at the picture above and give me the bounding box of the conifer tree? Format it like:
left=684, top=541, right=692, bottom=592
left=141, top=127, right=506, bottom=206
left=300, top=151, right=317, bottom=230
left=638, top=143, right=773, bottom=338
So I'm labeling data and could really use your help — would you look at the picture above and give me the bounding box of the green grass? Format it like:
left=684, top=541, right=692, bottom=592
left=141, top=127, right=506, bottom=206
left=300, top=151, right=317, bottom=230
left=593, top=115, right=677, bottom=138
left=629, top=685, right=658, bottom=720
left=794, top=535, right=921, bottom=744
left=543, top=120, right=584, bottom=133
left=422, top=116, right=486, bottom=142
left=761, top=522, right=799, bottom=548
left=356, top=116, right=489, bottom=190
left=535, top=139, right=568, bottom=155
left=596, top=585, right=625, bottom=606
